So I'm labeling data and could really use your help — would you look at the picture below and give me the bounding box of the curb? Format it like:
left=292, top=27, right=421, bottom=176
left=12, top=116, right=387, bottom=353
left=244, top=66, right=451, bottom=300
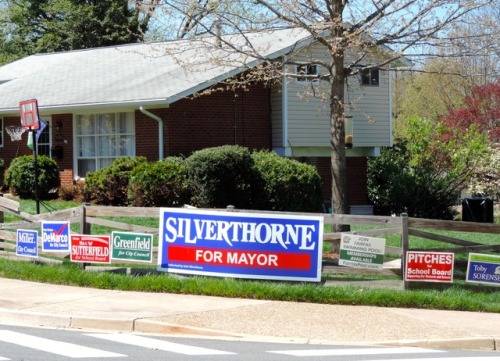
left=376, top=337, right=499, bottom=352
left=0, top=309, right=498, bottom=352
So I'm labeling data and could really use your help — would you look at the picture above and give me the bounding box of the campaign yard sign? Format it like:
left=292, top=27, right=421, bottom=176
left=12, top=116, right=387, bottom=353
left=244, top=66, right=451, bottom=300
left=111, top=231, right=153, bottom=263
left=158, top=208, right=324, bottom=282
left=16, top=229, right=38, bottom=258
left=405, top=251, right=454, bottom=283
left=339, top=234, right=385, bottom=270
left=70, top=235, right=111, bottom=263
left=42, top=221, right=70, bottom=252
left=466, top=253, right=500, bottom=286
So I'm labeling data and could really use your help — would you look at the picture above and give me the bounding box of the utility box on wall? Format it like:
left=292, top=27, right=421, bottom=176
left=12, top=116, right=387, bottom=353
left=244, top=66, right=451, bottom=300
left=462, top=197, right=494, bottom=223
left=51, top=145, right=63, bottom=160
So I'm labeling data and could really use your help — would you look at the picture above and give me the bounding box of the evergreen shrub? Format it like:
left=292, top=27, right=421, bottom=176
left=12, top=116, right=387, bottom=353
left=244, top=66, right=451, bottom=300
left=5, top=155, right=60, bottom=199
left=128, top=158, right=191, bottom=207
left=252, top=151, right=323, bottom=212
left=84, top=156, right=146, bottom=205
left=184, top=145, right=261, bottom=209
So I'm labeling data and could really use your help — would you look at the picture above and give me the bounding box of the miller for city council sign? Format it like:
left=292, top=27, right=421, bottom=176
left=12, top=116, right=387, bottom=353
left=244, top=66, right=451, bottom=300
left=70, top=235, right=111, bottom=263
left=339, top=234, right=385, bottom=270
left=405, top=251, right=454, bottom=283
left=16, top=229, right=38, bottom=258
left=466, top=253, right=500, bottom=286
left=158, top=208, right=324, bottom=282
left=111, top=231, right=153, bottom=263
left=42, top=221, right=70, bottom=252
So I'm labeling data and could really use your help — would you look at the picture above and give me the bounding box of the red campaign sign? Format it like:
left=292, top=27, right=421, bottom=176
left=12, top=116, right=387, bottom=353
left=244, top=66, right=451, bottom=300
left=405, top=251, right=454, bottom=283
left=168, top=245, right=312, bottom=271
left=70, top=235, right=111, bottom=263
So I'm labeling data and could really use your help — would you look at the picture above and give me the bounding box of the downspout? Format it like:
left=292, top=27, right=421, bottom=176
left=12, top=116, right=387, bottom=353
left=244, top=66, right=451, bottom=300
left=388, top=64, right=393, bottom=147
left=139, top=105, right=166, bottom=160
left=282, top=56, right=289, bottom=156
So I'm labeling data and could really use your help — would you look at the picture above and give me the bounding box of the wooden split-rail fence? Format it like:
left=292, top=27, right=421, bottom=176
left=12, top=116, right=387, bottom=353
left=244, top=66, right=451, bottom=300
left=0, top=197, right=499, bottom=289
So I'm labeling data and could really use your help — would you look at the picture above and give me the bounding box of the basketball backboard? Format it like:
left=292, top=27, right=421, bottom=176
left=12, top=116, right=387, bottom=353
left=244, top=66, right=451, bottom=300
left=19, top=99, right=40, bottom=130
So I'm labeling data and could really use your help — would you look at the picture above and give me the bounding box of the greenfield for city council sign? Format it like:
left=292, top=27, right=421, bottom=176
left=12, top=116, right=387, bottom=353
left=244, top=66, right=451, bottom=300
left=466, top=253, right=500, bottom=287
left=158, top=208, right=324, bottom=282
left=111, top=231, right=153, bottom=263
left=339, top=234, right=385, bottom=270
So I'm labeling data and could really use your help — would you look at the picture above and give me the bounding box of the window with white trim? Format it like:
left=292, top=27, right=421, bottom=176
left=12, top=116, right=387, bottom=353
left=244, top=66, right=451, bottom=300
left=75, top=112, right=135, bottom=177
left=361, top=68, right=379, bottom=86
left=37, top=120, right=51, bottom=157
left=296, top=64, right=318, bottom=82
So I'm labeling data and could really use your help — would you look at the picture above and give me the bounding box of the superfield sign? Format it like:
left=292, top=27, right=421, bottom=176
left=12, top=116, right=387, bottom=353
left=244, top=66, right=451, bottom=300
left=158, top=208, right=324, bottom=282
left=70, top=235, right=111, bottom=263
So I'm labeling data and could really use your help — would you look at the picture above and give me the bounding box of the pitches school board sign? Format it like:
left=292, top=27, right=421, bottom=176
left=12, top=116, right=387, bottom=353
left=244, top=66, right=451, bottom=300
left=158, top=208, right=324, bottom=282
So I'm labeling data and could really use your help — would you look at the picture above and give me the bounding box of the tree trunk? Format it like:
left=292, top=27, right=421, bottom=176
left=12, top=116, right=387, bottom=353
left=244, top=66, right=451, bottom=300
left=330, top=1, right=349, bottom=231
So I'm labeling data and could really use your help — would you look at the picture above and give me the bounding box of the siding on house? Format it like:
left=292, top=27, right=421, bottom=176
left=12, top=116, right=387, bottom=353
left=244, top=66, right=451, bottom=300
left=271, top=42, right=392, bottom=152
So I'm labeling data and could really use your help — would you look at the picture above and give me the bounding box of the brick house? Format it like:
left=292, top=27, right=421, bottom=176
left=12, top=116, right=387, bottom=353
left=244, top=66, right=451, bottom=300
left=0, top=28, right=408, bottom=212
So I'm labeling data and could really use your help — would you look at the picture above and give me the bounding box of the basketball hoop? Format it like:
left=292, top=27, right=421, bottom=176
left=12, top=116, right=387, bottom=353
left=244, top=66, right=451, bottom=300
left=5, top=125, right=27, bottom=141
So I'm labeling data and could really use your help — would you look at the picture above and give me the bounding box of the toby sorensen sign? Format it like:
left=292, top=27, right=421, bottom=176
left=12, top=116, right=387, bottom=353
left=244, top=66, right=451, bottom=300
left=158, top=208, right=324, bottom=282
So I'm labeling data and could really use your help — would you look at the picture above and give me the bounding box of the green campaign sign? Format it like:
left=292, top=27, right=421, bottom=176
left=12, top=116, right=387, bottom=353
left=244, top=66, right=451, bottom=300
left=339, top=234, right=386, bottom=270
left=111, top=231, right=153, bottom=263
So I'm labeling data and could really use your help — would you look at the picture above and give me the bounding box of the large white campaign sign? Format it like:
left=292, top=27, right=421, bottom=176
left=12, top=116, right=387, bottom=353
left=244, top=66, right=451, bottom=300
left=158, top=208, right=324, bottom=282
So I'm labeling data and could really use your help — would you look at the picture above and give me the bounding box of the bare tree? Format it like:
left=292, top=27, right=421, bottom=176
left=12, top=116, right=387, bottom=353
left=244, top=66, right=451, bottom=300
left=138, top=0, right=495, bottom=223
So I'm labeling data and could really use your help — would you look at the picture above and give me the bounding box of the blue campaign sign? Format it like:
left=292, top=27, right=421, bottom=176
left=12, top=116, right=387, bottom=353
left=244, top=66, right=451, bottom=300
left=16, top=229, right=38, bottom=258
left=158, top=208, right=324, bottom=282
left=466, top=253, right=500, bottom=286
left=42, top=221, right=70, bottom=252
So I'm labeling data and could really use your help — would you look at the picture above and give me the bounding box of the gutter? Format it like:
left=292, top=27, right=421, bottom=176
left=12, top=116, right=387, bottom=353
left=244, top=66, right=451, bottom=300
left=139, top=105, right=167, bottom=160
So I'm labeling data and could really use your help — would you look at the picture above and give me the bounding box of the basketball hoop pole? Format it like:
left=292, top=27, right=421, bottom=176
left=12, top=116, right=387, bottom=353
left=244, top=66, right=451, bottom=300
left=30, top=128, right=40, bottom=214
left=19, top=99, right=41, bottom=215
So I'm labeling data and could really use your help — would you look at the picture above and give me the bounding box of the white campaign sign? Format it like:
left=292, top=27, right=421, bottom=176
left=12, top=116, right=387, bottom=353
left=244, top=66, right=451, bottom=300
left=339, top=234, right=386, bottom=270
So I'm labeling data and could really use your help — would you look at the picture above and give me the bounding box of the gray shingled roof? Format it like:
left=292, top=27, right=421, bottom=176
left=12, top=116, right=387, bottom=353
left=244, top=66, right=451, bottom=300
left=0, top=28, right=311, bottom=115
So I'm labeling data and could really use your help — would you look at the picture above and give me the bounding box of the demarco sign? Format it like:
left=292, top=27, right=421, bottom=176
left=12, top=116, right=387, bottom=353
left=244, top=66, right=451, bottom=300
left=158, top=208, right=324, bottom=282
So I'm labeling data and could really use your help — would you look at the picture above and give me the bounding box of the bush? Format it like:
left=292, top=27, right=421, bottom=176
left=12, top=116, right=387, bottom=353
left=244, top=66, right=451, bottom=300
left=252, top=151, right=323, bottom=212
left=368, top=144, right=457, bottom=219
left=5, top=155, right=60, bottom=199
left=128, top=159, right=191, bottom=207
left=84, top=156, right=147, bottom=205
left=185, top=145, right=261, bottom=209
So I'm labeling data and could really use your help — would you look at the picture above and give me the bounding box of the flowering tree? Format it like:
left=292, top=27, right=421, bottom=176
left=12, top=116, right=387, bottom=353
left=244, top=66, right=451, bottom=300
left=468, top=146, right=500, bottom=200
left=441, top=81, right=500, bottom=143
left=440, top=81, right=500, bottom=200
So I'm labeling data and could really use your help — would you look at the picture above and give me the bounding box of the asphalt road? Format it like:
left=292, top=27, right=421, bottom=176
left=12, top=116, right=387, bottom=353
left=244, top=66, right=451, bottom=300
left=0, top=324, right=499, bottom=361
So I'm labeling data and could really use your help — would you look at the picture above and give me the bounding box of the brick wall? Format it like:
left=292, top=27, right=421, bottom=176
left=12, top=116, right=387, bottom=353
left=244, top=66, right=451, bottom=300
left=1, top=114, right=74, bottom=186
left=314, top=156, right=369, bottom=206
left=136, top=83, right=272, bottom=159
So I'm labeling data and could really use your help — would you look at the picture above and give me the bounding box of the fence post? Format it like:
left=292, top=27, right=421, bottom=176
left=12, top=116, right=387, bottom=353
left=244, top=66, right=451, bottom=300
left=79, top=204, right=91, bottom=270
left=400, top=213, right=409, bottom=290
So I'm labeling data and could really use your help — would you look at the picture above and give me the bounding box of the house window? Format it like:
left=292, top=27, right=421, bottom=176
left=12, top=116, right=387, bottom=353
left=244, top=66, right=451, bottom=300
left=361, top=68, right=379, bottom=86
left=0, top=118, right=3, bottom=147
left=75, top=112, right=135, bottom=178
left=296, top=64, right=318, bottom=82
left=37, top=120, right=51, bottom=157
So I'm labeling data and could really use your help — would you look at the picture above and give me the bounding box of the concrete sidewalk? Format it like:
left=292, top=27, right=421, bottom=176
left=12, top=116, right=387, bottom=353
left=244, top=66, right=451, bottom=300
left=0, top=277, right=499, bottom=351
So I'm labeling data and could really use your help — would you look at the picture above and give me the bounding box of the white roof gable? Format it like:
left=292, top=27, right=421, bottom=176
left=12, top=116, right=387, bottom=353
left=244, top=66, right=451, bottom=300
left=0, top=28, right=312, bottom=115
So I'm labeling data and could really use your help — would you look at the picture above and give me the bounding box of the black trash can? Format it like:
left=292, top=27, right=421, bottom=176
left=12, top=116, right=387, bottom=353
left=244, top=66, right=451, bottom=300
left=462, top=197, right=494, bottom=223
